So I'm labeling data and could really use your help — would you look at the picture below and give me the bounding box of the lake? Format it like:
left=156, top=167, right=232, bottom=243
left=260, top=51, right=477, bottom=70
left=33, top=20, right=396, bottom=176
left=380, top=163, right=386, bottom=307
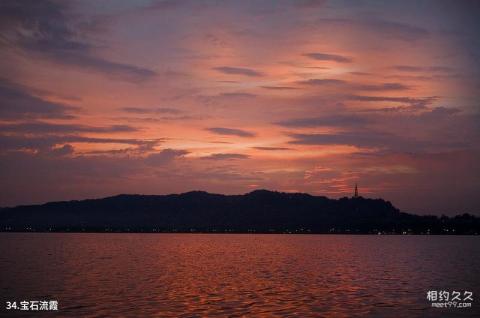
left=0, top=234, right=479, bottom=317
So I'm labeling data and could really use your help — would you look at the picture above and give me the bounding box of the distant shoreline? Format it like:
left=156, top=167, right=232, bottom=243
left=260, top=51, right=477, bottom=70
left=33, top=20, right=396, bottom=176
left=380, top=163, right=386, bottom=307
left=1, top=230, right=478, bottom=235
left=2, top=190, right=479, bottom=235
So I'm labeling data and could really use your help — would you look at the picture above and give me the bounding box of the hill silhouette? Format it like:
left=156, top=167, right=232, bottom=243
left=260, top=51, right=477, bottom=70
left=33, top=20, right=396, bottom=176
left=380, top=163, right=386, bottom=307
left=0, top=190, right=478, bottom=234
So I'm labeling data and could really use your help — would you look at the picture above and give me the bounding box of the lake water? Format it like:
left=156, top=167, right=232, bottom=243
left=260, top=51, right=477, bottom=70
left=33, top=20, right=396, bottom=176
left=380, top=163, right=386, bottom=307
left=0, top=234, right=479, bottom=317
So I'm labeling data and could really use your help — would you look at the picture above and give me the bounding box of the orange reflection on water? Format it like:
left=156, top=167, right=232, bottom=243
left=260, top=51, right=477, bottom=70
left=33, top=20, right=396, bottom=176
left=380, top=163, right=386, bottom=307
left=1, top=234, right=479, bottom=317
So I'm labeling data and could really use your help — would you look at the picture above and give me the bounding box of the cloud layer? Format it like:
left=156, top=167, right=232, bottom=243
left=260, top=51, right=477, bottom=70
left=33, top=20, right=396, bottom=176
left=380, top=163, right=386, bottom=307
left=0, top=0, right=479, bottom=215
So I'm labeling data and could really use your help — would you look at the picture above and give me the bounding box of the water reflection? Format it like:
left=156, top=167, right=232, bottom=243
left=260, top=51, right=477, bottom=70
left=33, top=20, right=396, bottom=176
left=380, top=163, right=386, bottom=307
left=0, top=234, right=479, bottom=317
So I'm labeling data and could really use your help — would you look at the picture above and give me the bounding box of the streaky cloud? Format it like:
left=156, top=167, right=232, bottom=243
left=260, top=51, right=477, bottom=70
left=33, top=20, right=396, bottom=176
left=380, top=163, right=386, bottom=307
left=298, top=78, right=346, bottom=86
left=276, top=115, right=370, bottom=128
left=213, top=66, right=263, bottom=77
left=316, top=18, right=429, bottom=42
left=261, top=86, right=298, bottom=90
left=394, top=65, right=454, bottom=73
left=0, top=121, right=138, bottom=134
left=287, top=131, right=413, bottom=150
left=0, top=79, right=77, bottom=119
left=219, top=92, right=257, bottom=98
left=355, top=83, right=410, bottom=92
left=253, top=146, right=291, bottom=151
left=303, top=53, right=353, bottom=63
left=201, top=153, right=249, bottom=160
left=0, top=0, right=156, bottom=82
left=121, top=107, right=182, bottom=114
left=145, top=149, right=189, bottom=165
left=50, top=144, right=75, bottom=157
left=0, top=134, right=163, bottom=153
left=347, top=95, right=437, bottom=108
left=206, top=127, right=256, bottom=138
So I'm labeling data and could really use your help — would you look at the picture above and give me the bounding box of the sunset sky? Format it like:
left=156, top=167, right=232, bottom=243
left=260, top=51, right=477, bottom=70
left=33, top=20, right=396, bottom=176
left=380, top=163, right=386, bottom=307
left=0, top=0, right=479, bottom=214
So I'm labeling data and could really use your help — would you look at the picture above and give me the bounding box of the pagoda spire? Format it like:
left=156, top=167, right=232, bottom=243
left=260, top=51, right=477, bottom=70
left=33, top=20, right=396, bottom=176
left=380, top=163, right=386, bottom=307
left=354, top=183, right=358, bottom=198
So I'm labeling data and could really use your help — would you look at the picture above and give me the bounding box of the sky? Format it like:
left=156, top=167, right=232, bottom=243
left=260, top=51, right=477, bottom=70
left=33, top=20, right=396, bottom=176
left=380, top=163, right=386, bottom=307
left=0, top=0, right=479, bottom=215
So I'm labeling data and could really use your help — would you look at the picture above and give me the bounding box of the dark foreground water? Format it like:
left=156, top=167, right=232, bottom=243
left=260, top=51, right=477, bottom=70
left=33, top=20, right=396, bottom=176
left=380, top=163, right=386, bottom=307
left=0, top=234, right=479, bottom=317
